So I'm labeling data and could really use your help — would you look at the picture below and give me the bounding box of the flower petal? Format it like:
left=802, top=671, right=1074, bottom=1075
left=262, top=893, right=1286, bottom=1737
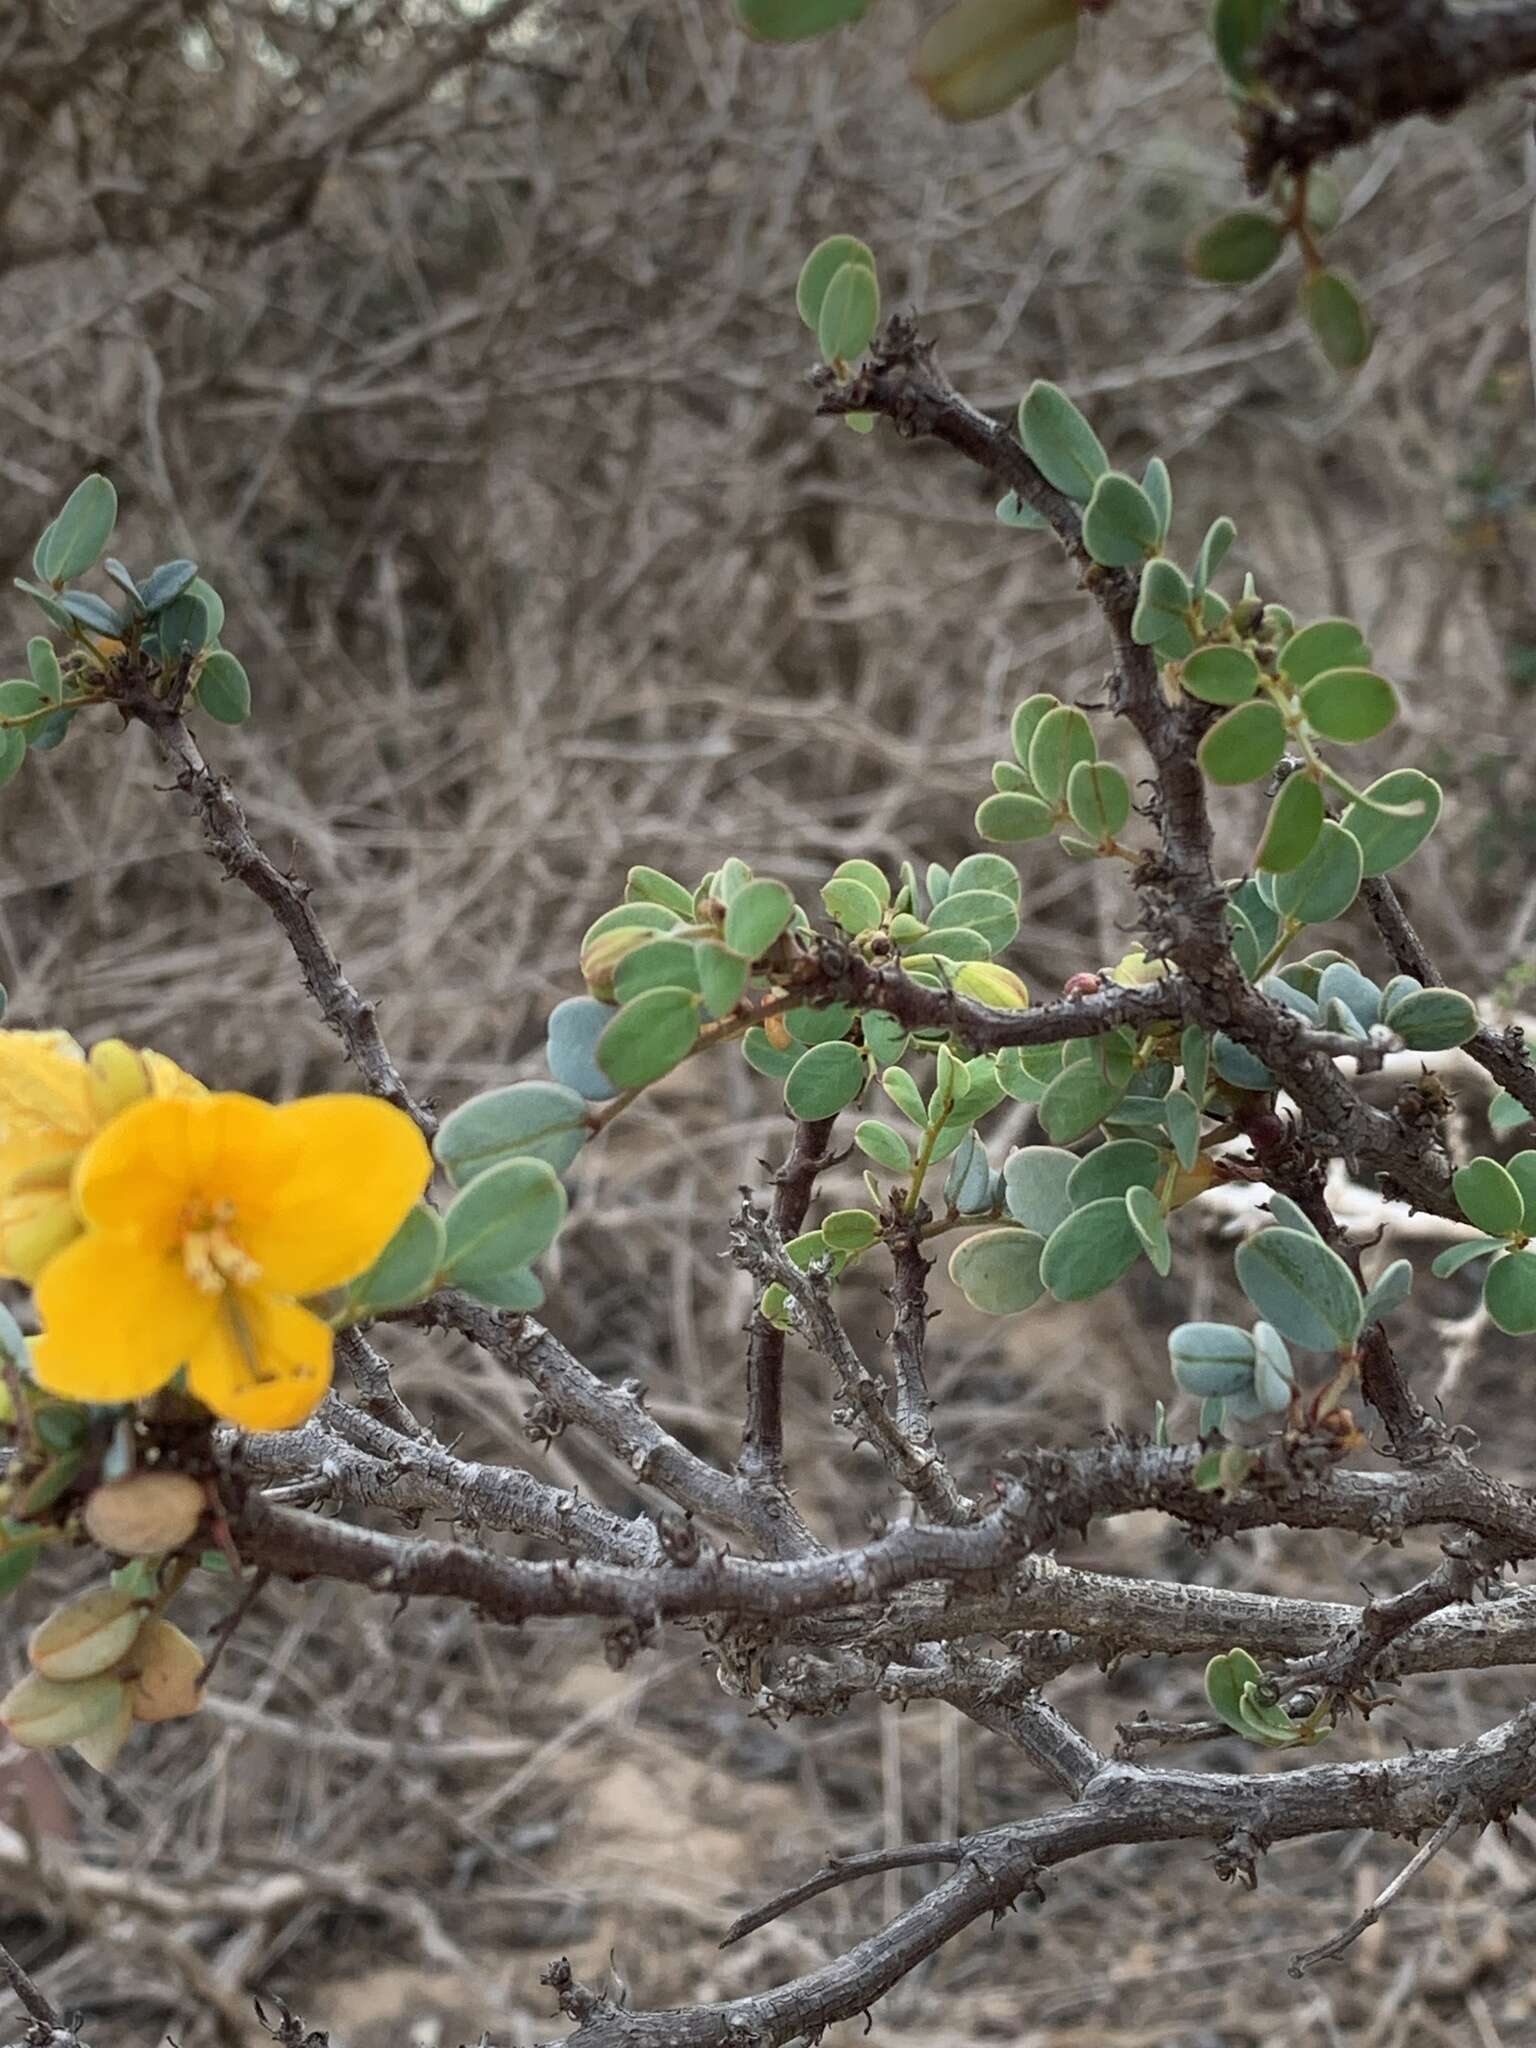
left=232, top=1096, right=432, bottom=1295
left=186, top=1289, right=333, bottom=1430
left=33, top=1231, right=217, bottom=1403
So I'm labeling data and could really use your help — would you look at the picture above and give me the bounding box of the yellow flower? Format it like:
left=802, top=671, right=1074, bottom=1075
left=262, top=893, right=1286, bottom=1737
left=0, top=1030, right=204, bottom=1283
left=31, top=1092, right=430, bottom=1431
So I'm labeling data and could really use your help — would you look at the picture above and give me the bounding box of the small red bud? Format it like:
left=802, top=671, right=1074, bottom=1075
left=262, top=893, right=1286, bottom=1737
left=1063, top=973, right=1103, bottom=998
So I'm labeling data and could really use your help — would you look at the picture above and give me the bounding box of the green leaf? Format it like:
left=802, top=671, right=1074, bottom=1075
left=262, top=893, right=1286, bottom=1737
left=344, top=1202, right=447, bottom=1313
left=1002, top=1146, right=1076, bottom=1236
left=1169, top=1322, right=1256, bottom=1396
left=1197, top=699, right=1287, bottom=786
left=1197, top=524, right=1238, bottom=600
left=1490, top=1090, right=1533, bottom=1136
left=1503, top=1150, right=1536, bottom=1228
left=196, top=650, right=252, bottom=725
left=1278, top=618, right=1371, bottom=686
left=1452, top=1157, right=1523, bottom=1238
left=694, top=941, right=750, bottom=1019
left=1431, top=1236, right=1504, bottom=1279
left=1484, top=1250, right=1536, bottom=1335
left=1209, top=0, right=1286, bottom=90
left=1142, top=457, right=1172, bottom=541
left=1254, top=772, right=1324, bottom=874
left=1164, top=1087, right=1201, bottom=1169
left=855, top=1119, right=913, bottom=1174
left=596, top=987, right=701, bottom=1088
left=39, top=474, right=117, bottom=585
left=441, top=1157, right=567, bottom=1298
left=795, top=236, right=877, bottom=325
left=1066, top=759, right=1131, bottom=840
left=1125, top=1184, right=1171, bottom=1275
left=1186, top=211, right=1284, bottom=284
left=1027, top=704, right=1095, bottom=803
left=1300, top=667, right=1398, bottom=743
left=1251, top=1321, right=1296, bottom=1410
left=929, top=887, right=1019, bottom=952
left=1180, top=1025, right=1209, bottom=1103
left=1082, top=470, right=1161, bottom=568
left=881, top=1065, right=928, bottom=1125
left=1131, top=558, right=1193, bottom=647
left=1387, top=986, right=1478, bottom=1052
left=1316, top=961, right=1381, bottom=1031
left=614, top=937, right=701, bottom=1003
left=1360, top=1258, right=1413, bottom=1327
left=1272, top=819, right=1362, bottom=925
left=1010, top=693, right=1059, bottom=772
left=944, top=1130, right=995, bottom=1213
left=784, top=1041, right=866, bottom=1120
left=823, top=1208, right=880, bottom=1253
left=582, top=904, right=679, bottom=950
left=546, top=997, right=623, bottom=1102
left=1017, top=381, right=1107, bottom=501
left=138, top=558, right=199, bottom=612
left=1067, top=1139, right=1161, bottom=1205
left=976, top=791, right=1055, bottom=843
left=1234, top=1227, right=1363, bottom=1351
left=912, top=0, right=1077, bottom=120
left=948, top=1227, right=1047, bottom=1313
left=1211, top=1033, right=1275, bottom=1091
left=737, top=0, right=871, bottom=35
left=156, top=590, right=211, bottom=657
left=816, top=261, right=880, bottom=367
left=786, top=1002, right=856, bottom=1046
left=59, top=589, right=122, bottom=636
left=26, top=639, right=63, bottom=702
left=1040, top=1198, right=1143, bottom=1300
left=996, top=489, right=1050, bottom=530
left=861, top=1010, right=908, bottom=1065
left=0, top=729, right=25, bottom=789
left=822, top=876, right=884, bottom=936
left=724, top=879, right=795, bottom=960
left=1301, top=268, right=1373, bottom=372
left=437, top=1080, right=589, bottom=1184
left=625, top=866, right=696, bottom=918
left=1339, top=770, right=1441, bottom=877
left=1039, top=1062, right=1130, bottom=1144
left=14, top=580, right=75, bottom=632
left=1182, top=645, right=1258, bottom=706
left=950, top=852, right=1021, bottom=904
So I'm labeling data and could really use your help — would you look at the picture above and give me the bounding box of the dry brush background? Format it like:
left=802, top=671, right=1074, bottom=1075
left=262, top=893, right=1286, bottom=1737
left=3, top=2, right=1536, bottom=2042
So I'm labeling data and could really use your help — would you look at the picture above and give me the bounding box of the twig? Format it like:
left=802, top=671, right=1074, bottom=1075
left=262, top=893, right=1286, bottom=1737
left=1287, top=1798, right=1471, bottom=1976
left=720, top=1840, right=967, bottom=1947
left=0, top=1943, right=79, bottom=2048
left=335, top=1327, right=423, bottom=1440
left=885, top=1218, right=938, bottom=1471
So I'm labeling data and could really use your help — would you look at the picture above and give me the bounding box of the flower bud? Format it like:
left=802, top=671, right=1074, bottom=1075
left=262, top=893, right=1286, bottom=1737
left=0, top=1671, right=127, bottom=1750
left=83, top=1472, right=205, bottom=1558
left=0, top=1161, right=80, bottom=1284
left=28, top=1585, right=144, bottom=1681
left=952, top=962, right=1029, bottom=1009
left=71, top=1686, right=134, bottom=1773
left=764, top=1013, right=793, bottom=1052
left=127, top=1619, right=205, bottom=1723
left=579, top=926, right=653, bottom=1003
left=1062, top=972, right=1103, bottom=997
left=85, top=1038, right=155, bottom=1122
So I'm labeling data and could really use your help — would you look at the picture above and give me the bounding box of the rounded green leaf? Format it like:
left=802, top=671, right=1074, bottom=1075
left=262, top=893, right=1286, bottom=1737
left=138, top=558, right=199, bottom=612
left=1504, top=1150, right=1536, bottom=1228
left=582, top=903, right=678, bottom=950
left=996, top=489, right=1050, bottom=530
left=1255, top=771, right=1324, bottom=874
left=1339, top=770, right=1442, bottom=877
left=787, top=1002, right=856, bottom=1046
left=156, top=590, right=211, bottom=658
left=1068, top=1139, right=1160, bottom=1205
left=1010, top=693, right=1059, bottom=771
left=1278, top=618, right=1371, bottom=686
left=1197, top=700, right=1287, bottom=786
left=1433, top=1236, right=1503, bottom=1279
left=1299, top=667, right=1398, bottom=743
left=626, top=865, right=697, bottom=918
left=1039, top=1062, right=1130, bottom=1144
left=1387, top=986, right=1478, bottom=1052
left=817, top=261, right=880, bottom=367
left=442, top=1157, right=567, bottom=1296
left=546, top=997, right=622, bottom=1101
left=724, top=879, right=795, bottom=960
left=1082, top=471, right=1161, bottom=568
left=823, top=1208, right=880, bottom=1252
left=1484, top=1250, right=1536, bottom=1335
left=795, top=236, right=877, bottom=325
left=614, top=937, right=701, bottom=1003
left=1040, top=1198, right=1143, bottom=1300
left=1017, top=380, right=1107, bottom=501
left=1234, top=1228, right=1363, bottom=1352
left=1182, top=645, right=1259, bottom=707
left=784, top=1041, right=866, bottom=1120
left=1361, top=1258, right=1413, bottom=1328
left=1186, top=210, right=1285, bottom=285
left=1142, top=456, right=1172, bottom=540
left=1125, top=1184, right=1171, bottom=1275
left=345, top=1202, right=447, bottom=1312
left=1066, top=759, right=1131, bottom=840
left=822, top=876, right=884, bottom=935
left=695, top=940, right=750, bottom=1019
left=976, top=791, right=1055, bottom=843
left=1316, top=961, right=1381, bottom=1030
left=1028, top=705, right=1095, bottom=803
left=1131, top=558, right=1194, bottom=647
left=950, top=852, right=1021, bottom=904
left=911, top=0, right=1077, bottom=120
left=881, top=1066, right=927, bottom=1124
left=437, top=1080, right=589, bottom=1184
left=929, top=886, right=1019, bottom=952
left=1193, top=517, right=1237, bottom=598
left=1169, top=1323, right=1256, bottom=1396
left=1272, top=819, right=1362, bottom=925
left=1301, top=269, right=1373, bottom=372
left=948, top=1227, right=1047, bottom=1314
left=1002, top=1146, right=1077, bottom=1237
left=737, top=0, right=871, bottom=39
left=945, top=1129, right=996, bottom=1213
left=40, top=474, right=117, bottom=585
left=1251, top=1321, right=1296, bottom=1410
left=856, top=1119, right=913, bottom=1174
left=596, top=987, right=701, bottom=1088
left=195, top=650, right=251, bottom=725
left=1453, top=1157, right=1523, bottom=1238
left=742, top=1028, right=798, bottom=1081
left=1210, top=0, right=1286, bottom=89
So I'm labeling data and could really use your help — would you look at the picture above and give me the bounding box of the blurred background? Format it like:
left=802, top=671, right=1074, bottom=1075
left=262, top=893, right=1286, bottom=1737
left=2, top=2, right=1536, bottom=2042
